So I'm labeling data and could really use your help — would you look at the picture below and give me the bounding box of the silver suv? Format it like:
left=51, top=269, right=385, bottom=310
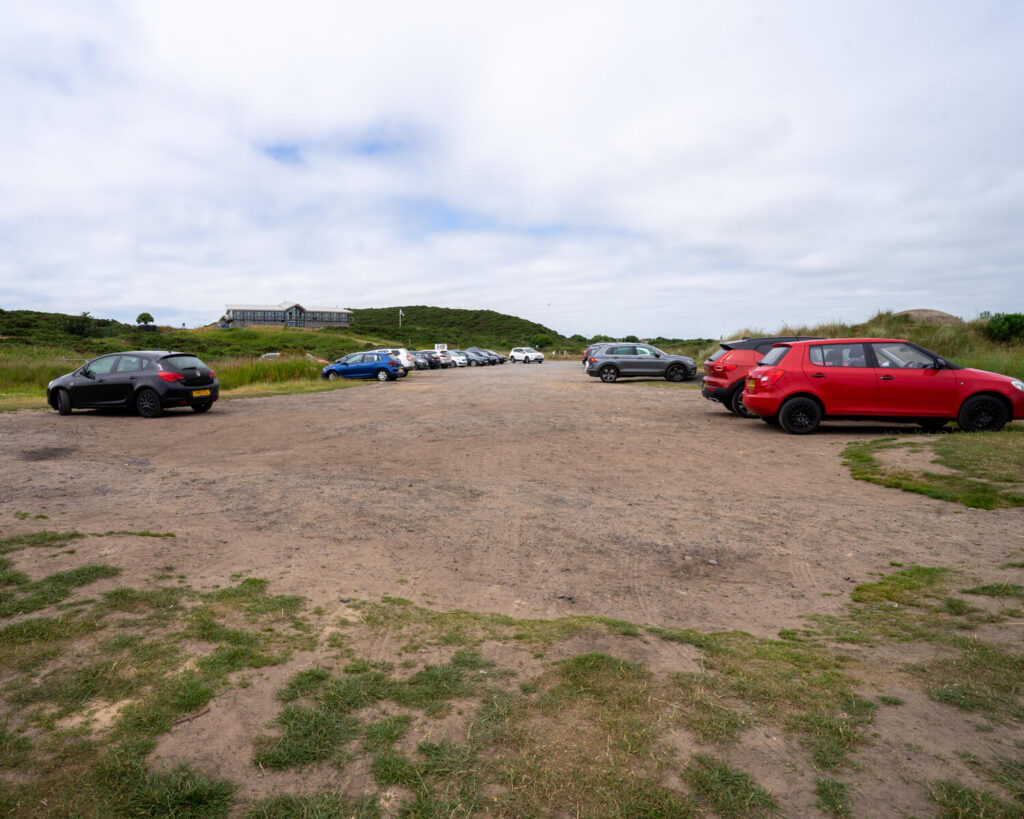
left=585, top=344, right=696, bottom=383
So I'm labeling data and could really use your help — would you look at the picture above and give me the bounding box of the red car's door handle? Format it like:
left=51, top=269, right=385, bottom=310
left=880, top=375, right=895, bottom=380
left=811, top=373, right=825, bottom=378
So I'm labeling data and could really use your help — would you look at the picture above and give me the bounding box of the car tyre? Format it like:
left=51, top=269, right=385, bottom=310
left=778, top=396, right=821, bottom=434
left=192, top=402, right=213, bottom=413
left=136, top=388, right=163, bottom=419
left=599, top=365, right=619, bottom=383
left=327, top=371, right=340, bottom=381
left=665, top=364, right=686, bottom=382
left=56, top=389, right=72, bottom=416
left=957, top=395, right=1008, bottom=432
left=376, top=369, right=391, bottom=382
left=730, top=387, right=758, bottom=419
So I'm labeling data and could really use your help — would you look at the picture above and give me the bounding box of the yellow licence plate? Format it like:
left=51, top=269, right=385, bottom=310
left=192, top=389, right=211, bottom=397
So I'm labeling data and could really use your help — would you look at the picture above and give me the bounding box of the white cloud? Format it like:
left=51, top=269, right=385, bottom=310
left=1, top=0, right=1022, bottom=337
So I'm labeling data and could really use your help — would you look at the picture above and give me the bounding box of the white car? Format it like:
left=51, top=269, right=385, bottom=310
left=510, top=347, right=544, bottom=363
left=448, top=350, right=468, bottom=366
left=367, top=348, right=413, bottom=376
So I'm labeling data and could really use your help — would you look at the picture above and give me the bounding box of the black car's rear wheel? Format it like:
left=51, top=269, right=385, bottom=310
left=957, top=395, right=1008, bottom=432
left=730, top=387, right=758, bottom=419
left=599, top=365, right=619, bottom=383
left=191, top=402, right=213, bottom=413
left=56, top=389, right=72, bottom=416
left=136, top=388, right=163, bottom=419
left=665, top=364, right=686, bottom=382
left=778, top=396, right=821, bottom=434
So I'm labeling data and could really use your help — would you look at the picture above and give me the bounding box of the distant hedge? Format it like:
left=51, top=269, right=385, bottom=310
left=983, top=313, right=1024, bottom=343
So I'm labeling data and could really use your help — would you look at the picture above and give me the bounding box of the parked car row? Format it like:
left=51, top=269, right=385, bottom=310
left=48, top=339, right=1022, bottom=433
left=702, top=336, right=1024, bottom=434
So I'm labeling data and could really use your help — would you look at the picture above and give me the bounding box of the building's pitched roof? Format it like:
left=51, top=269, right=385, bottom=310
left=225, top=302, right=352, bottom=313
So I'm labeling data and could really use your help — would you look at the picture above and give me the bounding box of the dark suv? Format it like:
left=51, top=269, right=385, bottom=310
left=47, top=351, right=218, bottom=418
left=702, top=337, right=822, bottom=417
left=585, top=344, right=696, bottom=383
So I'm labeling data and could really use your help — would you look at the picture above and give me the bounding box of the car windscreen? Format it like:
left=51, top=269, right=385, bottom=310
left=759, top=346, right=791, bottom=366
left=163, top=355, right=208, bottom=371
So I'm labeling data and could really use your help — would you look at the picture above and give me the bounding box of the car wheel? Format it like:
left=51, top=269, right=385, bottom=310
left=192, top=402, right=213, bottom=413
left=327, top=371, right=340, bottom=380
left=730, top=387, right=758, bottom=419
left=957, top=395, right=1008, bottom=432
left=376, top=369, right=390, bottom=382
left=136, top=388, right=163, bottom=419
left=56, top=389, right=72, bottom=416
left=918, top=419, right=948, bottom=433
left=778, top=396, right=821, bottom=434
left=665, top=364, right=686, bottom=382
left=469, top=360, right=477, bottom=366
left=599, top=365, right=618, bottom=383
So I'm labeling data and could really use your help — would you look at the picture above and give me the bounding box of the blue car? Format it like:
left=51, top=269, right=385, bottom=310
left=322, top=352, right=402, bottom=382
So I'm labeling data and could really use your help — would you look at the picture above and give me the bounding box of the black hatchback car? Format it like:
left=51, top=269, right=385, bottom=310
left=47, top=351, right=219, bottom=418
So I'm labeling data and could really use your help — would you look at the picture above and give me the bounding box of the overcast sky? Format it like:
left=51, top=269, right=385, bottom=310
left=1, top=1, right=1022, bottom=339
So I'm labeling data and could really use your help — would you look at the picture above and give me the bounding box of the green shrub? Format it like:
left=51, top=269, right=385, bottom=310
left=983, top=313, right=1024, bottom=343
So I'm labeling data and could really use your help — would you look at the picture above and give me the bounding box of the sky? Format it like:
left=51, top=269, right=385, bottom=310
left=1, top=1, right=1022, bottom=340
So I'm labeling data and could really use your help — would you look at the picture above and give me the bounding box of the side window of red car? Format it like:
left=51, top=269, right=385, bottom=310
left=811, top=344, right=868, bottom=367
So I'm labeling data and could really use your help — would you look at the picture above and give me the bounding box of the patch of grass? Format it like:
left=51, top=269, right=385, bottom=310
left=961, top=582, right=1024, bottom=601
left=684, top=754, right=779, bottom=817
left=842, top=436, right=1024, bottom=509
left=0, top=563, right=121, bottom=617
left=100, top=530, right=176, bottom=538
left=960, top=752, right=1024, bottom=805
left=276, top=666, right=332, bottom=702
left=206, top=577, right=305, bottom=621
left=650, top=626, right=871, bottom=767
left=0, top=728, right=32, bottom=769
left=929, top=780, right=1020, bottom=818
left=850, top=565, right=951, bottom=606
left=362, top=715, right=413, bottom=751
left=253, top=705, right=361, bottom=770
left=1000, top=561, right=1024, bottom=569
left=370, top=748, right=423, bottom=788
left=244, top=792, right=381, bottom=818
left=0, top=530, right=85, bottom=553
left=878, top=695, right=904, bottom=706
left=913, top=636, right=1024, bottom=719
left=815, top=778, right=851, bottom=818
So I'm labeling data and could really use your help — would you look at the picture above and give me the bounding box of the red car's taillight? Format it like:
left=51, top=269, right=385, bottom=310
left=158, top=371, right=185, bottom=382
left=756, top=368, right=786, bottom=388
left=714, top=363, right=738, bottom=372
left=588, top=357, right=596, bottom=363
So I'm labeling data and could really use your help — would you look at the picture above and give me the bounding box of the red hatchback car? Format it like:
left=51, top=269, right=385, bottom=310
left=743, top=338, right=1024, bottom=434
left=702, top=336, right=821, bottom=417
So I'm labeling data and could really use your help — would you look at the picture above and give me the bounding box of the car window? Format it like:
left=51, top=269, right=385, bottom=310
left=809, top=344, right=868, bottom=368
left=871, top=342, right=936, bottom=369
left=607, top=346, right=635, bottom=356
left=636, top=346, right=657, bottom=357
left=116, top=355, right=144, bottom=373
left=759, top=346, right=791, bottom=366
left=165, top=355, right=207, bottom=370
left=87, top=356, right=118, bottom=375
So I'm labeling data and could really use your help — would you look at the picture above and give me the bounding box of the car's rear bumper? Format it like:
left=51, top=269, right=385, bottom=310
left=161, top=384, right=220, bottom=407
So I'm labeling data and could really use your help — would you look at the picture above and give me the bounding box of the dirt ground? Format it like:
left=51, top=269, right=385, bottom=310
left=1, top=361, right=1021, bottom=815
